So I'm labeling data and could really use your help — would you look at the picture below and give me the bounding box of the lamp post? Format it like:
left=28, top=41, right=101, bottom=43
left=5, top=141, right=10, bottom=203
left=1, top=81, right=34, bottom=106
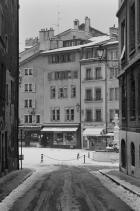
left=97, top=45, right=108, bottom=145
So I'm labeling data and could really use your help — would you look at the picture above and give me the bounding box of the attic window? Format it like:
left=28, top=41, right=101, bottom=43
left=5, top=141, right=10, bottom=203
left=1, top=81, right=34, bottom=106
left=75, top=21, right=78, bottom=25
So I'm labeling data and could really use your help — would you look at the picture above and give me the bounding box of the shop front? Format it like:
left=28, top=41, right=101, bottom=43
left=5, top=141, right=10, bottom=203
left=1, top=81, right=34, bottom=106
left=41, top=125, right=80, bottom=148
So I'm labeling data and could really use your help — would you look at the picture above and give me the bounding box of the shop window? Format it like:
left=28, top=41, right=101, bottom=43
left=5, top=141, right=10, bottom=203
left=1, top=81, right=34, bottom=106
left=131, top=142, right=135, bottom=166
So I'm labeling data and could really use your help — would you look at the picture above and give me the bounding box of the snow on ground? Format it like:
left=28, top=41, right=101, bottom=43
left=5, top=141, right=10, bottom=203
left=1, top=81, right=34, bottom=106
left=20, top=147, right=119, bottom=169
left=0, top=165, right=60, bottom=211
left=89, top=170, right=140, bottom=211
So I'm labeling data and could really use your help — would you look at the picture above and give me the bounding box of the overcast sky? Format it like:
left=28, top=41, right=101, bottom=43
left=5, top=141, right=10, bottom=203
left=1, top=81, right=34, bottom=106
left=19, top=0, right=118, bottom=51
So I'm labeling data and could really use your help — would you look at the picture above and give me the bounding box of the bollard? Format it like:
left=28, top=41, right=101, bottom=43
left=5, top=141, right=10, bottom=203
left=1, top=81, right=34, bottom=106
left=41, top=154, right=43, bottom=163
left=84, top=155, right=85, bottom=164
left=77, top=153, right=79, bottom=160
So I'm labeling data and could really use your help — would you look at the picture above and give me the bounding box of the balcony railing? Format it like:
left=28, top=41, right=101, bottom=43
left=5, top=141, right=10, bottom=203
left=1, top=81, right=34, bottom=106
left=84, top=77, right=103, bottom=81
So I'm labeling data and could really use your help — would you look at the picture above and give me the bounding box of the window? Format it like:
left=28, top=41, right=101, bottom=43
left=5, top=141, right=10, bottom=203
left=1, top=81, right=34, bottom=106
left=51, top=108, right=60, bottom=121
left=85, top=89, right=92, bottom=101
left=86, top=68, right=92, bottom=80
left=24, top=115, right=28, bottom=123
left=65, top=108, right=74, bottom=121
left=50, top=86, right=56, bottom=99
left=11, top=81, right=15, bottom=103
left=25, top=84, right=28, bottom=92
left=73, top=71, right=78, bottom=79
left=24, top=99, right=28, bottom=108
left=29, top=84, right=32, bottom=92
left=115, top=88, right=119, bottom=100
left=131, top=142, right=135, bottom=166
left=29, top=115, right=32, bottom=123
left=110, top=68, right=114, bottom=79
left=138, top=72, right=140, bottom=118
left=95, top=109, right=101, bottom=121
left=95, top=88, right=101, bottom=100
left=0, top=6, right=3, bottom=36
left=129, top=72, right=135, bottom=119
left=95, top=67, right=101, bottom=79
left=71, top=85, right=76, bottom=98
left=58, top=87, right=67, bottom=98
left=110, top=109, right=114, bottom=122
left=25, top=69, right=28, bottom=75
left=121, top=76, right=126, bottom=118
left=138, top=1, right=140, bottom=44
left=109, top=88, right=114, bottom=101
left=121, top=139, right=126, bottom=168
left=29, top=68, right=32, bottom=75
left=121, top=20, right=125, bottom=51
left=129, top=3, right=135, bottom=52
left=29, top=99, right=32, bottom=108
left=86, top=109, right=92, bottom=122
left=36, top=115, right=40, bottom=123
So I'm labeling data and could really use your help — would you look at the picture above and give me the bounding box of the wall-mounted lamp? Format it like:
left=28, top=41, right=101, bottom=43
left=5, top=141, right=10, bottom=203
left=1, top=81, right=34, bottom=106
left=76, top=103, right=80, bottom=112
left=97, top=45, right=105, bottom=60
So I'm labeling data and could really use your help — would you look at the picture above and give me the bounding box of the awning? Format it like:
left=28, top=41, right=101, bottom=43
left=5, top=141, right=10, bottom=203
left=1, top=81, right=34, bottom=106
left=83, top=128, right=103, bottom=136
left=41, top=127, right=78, bottom=132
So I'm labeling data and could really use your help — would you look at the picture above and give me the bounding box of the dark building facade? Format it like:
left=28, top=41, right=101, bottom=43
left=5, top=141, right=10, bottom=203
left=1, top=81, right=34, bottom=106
left=117, top=0, right=140, bottom=178
left=0, top=1, right=19, bottom=174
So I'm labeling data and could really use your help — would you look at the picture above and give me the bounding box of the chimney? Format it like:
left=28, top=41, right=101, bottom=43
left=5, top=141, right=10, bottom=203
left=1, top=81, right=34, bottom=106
left=109, top=25, right=118, bottom=40
left=85, top=16, right=90, bottom=32
left=48, top=28, right=54, bottom=39
left=73, top=19, right=79, bottom=30
left=39, top=28, right=50, bottom=50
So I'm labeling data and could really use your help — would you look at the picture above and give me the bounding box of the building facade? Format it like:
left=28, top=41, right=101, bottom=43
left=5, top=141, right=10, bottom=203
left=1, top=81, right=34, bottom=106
left=19, top=17, right=106, bottom=148
left=0, top=1, right=19, bottom=174
left=117, top=0, right=140, bottom=178
left=80, top=35, right=119, bottom=150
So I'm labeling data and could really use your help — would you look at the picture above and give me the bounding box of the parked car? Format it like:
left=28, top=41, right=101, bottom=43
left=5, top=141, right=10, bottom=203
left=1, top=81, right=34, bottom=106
left=106, top=143, right=119, bottom=153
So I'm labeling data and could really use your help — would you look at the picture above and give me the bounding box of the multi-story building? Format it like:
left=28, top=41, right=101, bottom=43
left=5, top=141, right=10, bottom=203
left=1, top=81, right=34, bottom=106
left=19, top=17, right=106, bottom=148
left=0, top=1, right=19, bottom=174
left=81, top=27, right=119, bottom=150
left=117, top=0, right=140, bottom=178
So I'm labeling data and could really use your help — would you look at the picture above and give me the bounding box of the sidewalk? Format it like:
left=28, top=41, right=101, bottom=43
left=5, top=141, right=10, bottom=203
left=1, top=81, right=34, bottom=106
left=99, top=169, right=140, bottom=197
left=0, top=168, right=33, bottom=202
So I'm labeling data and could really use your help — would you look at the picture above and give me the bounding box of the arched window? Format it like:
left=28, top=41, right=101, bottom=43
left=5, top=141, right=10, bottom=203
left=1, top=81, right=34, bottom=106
left=131, top=142, right=135, bottom=166
left=121, top=139, right=126, bottom=168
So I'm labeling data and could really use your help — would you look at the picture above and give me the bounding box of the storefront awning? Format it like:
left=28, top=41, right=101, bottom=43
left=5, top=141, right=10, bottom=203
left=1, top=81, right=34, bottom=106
left=41, top=127, right=78, bottom=132
left=83, top=128, right=103, bottom=136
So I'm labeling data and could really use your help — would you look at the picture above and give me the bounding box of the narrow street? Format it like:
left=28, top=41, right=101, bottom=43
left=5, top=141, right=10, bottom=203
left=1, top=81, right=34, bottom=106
left=9, top=166, right=133, bottom=211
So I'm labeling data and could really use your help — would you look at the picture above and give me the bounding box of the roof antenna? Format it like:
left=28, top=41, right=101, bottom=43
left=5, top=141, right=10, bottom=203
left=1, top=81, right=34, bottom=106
left=53, top=0, right=61, bottom=34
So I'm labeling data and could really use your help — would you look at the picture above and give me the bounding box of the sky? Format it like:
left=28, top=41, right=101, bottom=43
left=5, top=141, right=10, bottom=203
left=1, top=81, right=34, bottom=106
left=19, top=0, right=118, bottom=52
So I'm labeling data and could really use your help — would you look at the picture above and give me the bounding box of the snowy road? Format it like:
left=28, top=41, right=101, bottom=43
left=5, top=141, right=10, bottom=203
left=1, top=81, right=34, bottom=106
left=8, top=166, right=133, bottom=211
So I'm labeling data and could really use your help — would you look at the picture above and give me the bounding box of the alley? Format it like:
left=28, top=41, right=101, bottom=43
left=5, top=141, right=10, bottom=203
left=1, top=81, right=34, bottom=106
left=8, top=166, right=133, bottom=211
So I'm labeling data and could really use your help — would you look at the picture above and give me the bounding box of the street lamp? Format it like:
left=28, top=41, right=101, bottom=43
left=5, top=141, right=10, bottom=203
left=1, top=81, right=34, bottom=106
left=97, top=46, right=105, bottom=60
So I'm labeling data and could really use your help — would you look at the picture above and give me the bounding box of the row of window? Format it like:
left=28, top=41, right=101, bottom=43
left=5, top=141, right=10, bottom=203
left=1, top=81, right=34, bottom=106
left=82, top=47, right=118, bottom=60
left=24, top=68, right=33, bottom=76
left=120, top=1, right=140, bottom=59
left=24, top=84, right=33, bottom=92
left=85, top=109, right=102, bottom=122
left=24, top=99, right=33, bottom=108
left=51, top=108, right=75, bottom=122
left=85, top=88, right=102, bottom=101
left=48, top=53, right=75, bottom=64
left=24, top=115, right=40, bottom=123
left=85, top=67, right=102, bottom=80
left=50, top=85, right=76, bottom=99
left=48, top=70, right=78, bottom=81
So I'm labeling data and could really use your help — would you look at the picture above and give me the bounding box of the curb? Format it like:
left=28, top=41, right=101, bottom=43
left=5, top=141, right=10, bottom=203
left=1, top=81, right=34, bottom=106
left=99, top=170, right=140, bottom=198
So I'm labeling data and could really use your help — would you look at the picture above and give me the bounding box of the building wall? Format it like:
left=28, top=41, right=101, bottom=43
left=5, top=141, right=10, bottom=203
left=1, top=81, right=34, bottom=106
left=43, top=51, right=81, bottom=125
left=117, top=0, right=140, bottom=178
left=0, top=0, right=19, bottom=174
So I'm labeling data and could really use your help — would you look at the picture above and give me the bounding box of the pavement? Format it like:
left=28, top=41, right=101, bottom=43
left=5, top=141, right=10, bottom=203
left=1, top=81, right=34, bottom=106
left=99, top=168, right=140, bottom=197
left=0, top=168, right=33, bottom=203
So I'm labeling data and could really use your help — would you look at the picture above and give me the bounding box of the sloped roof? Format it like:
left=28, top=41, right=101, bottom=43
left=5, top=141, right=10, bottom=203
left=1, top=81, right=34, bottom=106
left=79, top=23, right=106, bottom=36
